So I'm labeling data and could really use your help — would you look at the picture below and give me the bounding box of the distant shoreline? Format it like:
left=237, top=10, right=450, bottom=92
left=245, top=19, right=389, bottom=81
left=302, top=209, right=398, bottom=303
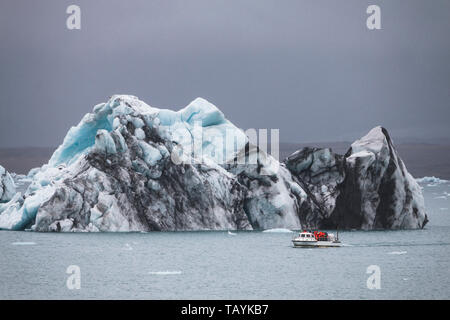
left=1, top=142, right=450, bottom=179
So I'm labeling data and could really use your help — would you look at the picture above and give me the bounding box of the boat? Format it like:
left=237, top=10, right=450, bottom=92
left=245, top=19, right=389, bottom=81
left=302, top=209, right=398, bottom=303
left=292, top=230, right=342, bottom=248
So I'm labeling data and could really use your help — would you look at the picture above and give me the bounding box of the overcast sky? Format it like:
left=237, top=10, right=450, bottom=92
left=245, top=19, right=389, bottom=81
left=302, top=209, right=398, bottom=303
left=0, top=0, right=449, bottom=147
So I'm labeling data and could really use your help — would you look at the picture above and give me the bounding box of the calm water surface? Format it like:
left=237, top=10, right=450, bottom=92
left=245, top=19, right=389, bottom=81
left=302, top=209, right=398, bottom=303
left=1, top=181, right=449, bottom=299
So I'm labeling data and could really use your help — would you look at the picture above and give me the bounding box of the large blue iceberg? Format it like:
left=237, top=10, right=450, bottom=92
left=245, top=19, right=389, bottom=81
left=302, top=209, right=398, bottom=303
left=0, top=95, right=428, bottom=231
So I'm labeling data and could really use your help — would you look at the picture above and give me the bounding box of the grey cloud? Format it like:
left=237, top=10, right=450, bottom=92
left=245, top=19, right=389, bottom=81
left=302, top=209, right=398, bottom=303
left=0, top=0, right=449, bottom=147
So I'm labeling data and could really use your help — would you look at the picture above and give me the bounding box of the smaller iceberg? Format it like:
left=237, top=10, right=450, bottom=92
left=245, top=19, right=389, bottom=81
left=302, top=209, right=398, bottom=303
left=0, top=165, right=16, bottom=202
left=416, top=176, right=449, bottom=184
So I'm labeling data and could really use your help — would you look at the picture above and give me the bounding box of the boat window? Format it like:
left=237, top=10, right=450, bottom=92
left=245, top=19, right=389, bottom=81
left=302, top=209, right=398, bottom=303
left=301, top=234, right=305, bottom=238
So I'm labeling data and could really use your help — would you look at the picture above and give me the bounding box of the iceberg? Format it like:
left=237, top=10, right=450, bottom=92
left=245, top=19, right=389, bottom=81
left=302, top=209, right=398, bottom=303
left=416, top=176, right=449, bottom=184
left=0, top=96, right=429, bottom=232
left=0, top=165, right=16, bottom=202
left=0, top=95, right=255, bottom=231
left=286, top=126, right=428, bottom=230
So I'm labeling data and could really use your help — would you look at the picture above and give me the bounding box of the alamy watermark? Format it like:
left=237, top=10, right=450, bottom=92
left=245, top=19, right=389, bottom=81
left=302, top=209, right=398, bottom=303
left=65, top=5, right=381, bottom=31
left=367, top=5, right=381, bottom=30
left=164, top=121, right=280, bottom=174
left=66, top=5, right=81, bottom=30
left=66, top=265, right=81, bottom=290
left=366, top=265, right=381, bottom=289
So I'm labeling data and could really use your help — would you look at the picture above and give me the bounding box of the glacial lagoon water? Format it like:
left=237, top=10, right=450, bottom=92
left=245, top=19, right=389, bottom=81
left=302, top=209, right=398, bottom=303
left=1, top=180, right=449, bottom=299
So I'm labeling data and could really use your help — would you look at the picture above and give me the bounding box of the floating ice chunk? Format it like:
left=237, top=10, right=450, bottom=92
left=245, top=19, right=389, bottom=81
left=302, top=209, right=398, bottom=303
left=416, top=176, right=449, bottom=184
left=227, top=230, right=237, bottom=236
left=262, top=228, right=293, bottom=233
left=148, top=271, right=182, bottom=275
left=11, top=241, right=36, bottom=245
left=388, top=251, right=407, bottom=255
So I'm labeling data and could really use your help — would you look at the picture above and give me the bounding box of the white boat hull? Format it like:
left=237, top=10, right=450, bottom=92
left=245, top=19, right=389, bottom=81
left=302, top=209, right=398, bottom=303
left=292, top=240, right=342, bottom=248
